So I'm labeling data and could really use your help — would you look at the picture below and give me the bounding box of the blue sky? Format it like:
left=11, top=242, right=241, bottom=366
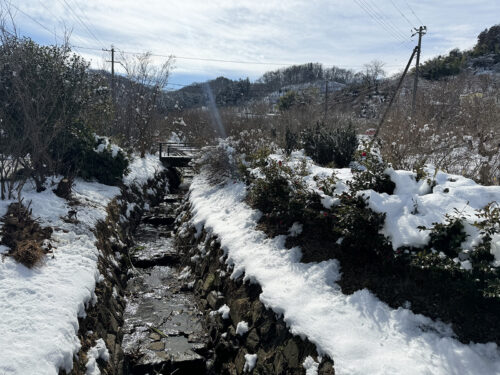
left=4, top=1, right=500, bottom=87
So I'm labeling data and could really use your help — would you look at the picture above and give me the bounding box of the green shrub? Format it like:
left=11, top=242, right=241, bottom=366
left=284, top=127, right=299, bottom=155
left=278, top=90, right=297, bottom=111
left=331, top=123, right=358, bottom=168
left=418, top=213, right=468, bottom=258
left=51, top=127, right=129, bottom=186
left=301, top=122, right=358, bottom=167
left=332, top=193, right=393, bottom=261
left=348, top=151, right=395, bottom=194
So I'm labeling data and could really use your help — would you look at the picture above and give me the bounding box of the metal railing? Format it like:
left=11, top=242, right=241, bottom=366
left=159, top=142, right=199, bottom=158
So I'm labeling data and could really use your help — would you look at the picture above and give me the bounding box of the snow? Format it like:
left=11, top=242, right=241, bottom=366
left=364, top=168, right=500, bottom=252
left=236, top=321, right=249, bottom=336
left=93, top=135, right=123, bottom=158
left=85, top=338, right=109, bottom=375
left=491, top=234, right=500, bottom=266
left=288, top=222, right=303, bottom=237
left=123, top=153, right=165, bottom=186
left=0, top=154, right=162, bottom=374
left=303, top=356, right=319, bottom=375
left=243, top=353, right=257, bottom=372
left=189, top=173, right=500, bottom=375
left=218, top=304, right=230, bottom=319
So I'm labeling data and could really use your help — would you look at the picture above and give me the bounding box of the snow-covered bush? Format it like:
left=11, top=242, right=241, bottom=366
left=193, top=140, right=239, bottom=185
left=332, top=193, right=393, bottom=262
left=348, top=148, right=395, bottom=194
left=0, top=35, right=111, bottom=192
left=51, top=127, right=129, bottom=186
left=295, top=121, right=358, bottom=167
left=418, top=213, right=468, bottom=258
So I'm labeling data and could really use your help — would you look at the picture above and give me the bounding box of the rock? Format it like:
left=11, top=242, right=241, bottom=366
left=234, top=348, right=248, bottom=374
left=149, top=332, right=161, bottom=341
left=207, top=290, right=224, bottom=309
left=229, top=298, right=250, bottom=323
left=202, top=273, right=216, bottom=294
left=273, top=351, right=286, bottom=374
left=246, top=328, right=260, bottom=352
left=105, top=333, right=116, bottom=354
left=257, top=320, right=274, bottom=341
left=251, top=300, right=264, bottom=324
left=283, top=339, right=300, bottom=368
left=148, top=341, right=165, bottom=351
left=319, top=360, right=335, bottom=375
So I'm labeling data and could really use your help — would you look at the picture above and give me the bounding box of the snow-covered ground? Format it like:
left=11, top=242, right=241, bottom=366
left=281, top=151, right=500, bottom=265
left=0, top=154, right=164, bottom=375
left=188, top=155, right=500, bottom=374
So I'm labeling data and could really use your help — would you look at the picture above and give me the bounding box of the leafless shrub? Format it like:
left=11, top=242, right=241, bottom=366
left=380, top=74, right=500, bottom=184
left=193, top=142, right=239, bottom=185
left=12, top=239, right=45, bottom=268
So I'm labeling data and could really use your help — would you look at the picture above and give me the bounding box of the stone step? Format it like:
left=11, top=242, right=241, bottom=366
left=141, top=214, right=176, bottom=226
left=131, top=238, right=179, bottom=268
left=164, top=194, right=183, bottom=203
left=122, top=266, right=208, bottom=374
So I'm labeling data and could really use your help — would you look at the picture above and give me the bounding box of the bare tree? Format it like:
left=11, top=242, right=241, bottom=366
left=363, top=60, right=386, bottom=92
left=118, top=52, right=173, bottom=157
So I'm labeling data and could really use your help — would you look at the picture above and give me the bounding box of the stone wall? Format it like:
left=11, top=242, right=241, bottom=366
left=64, top=168, right=179, bottom=375
left=175, top=205, right=335, bottom=375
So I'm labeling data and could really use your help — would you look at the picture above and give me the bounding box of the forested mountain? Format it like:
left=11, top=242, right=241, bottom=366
left=420, top=24, right=500, bottom=80
left=163, top=63, right=359, bottom=110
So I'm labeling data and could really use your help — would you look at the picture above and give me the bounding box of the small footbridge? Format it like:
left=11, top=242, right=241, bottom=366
left=159, top=142, right=199, bottom=167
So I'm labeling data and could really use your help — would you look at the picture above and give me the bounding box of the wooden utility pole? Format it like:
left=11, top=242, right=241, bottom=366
left=324, top=79, right=329, bottom=120
left=370, top=46, right=418, bottom=145
left=411, top=26, right=427, bottom=116
left=104, top=45, right=116, bottom=102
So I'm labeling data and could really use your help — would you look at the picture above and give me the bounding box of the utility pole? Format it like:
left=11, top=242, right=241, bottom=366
left=103, top=45, right=116, bottom=102
left=411, top=26, right=427, bottom=116
left=324, top=79, right=329, bottom=120
left=370, top=46, right=418, bottom=145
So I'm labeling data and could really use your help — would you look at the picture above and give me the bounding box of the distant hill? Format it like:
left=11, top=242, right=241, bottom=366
left=420, top=24, right=500, bottom=80
left=164, top=63, right=357, bottom=110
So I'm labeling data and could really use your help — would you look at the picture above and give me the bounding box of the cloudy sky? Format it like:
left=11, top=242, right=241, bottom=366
left=4, top=0, right=500, bottom=88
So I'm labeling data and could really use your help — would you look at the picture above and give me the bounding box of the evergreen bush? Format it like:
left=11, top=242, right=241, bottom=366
left=301, top=122, right=358, bottom=167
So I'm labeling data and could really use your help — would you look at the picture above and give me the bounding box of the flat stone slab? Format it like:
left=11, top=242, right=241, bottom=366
left=164, top=194, right=182, bottom=203
left=131, top=237, right=179, bottom=268
left=122, top=266, right=208, bottom=374
left=141, top=214, right=177, bottom=226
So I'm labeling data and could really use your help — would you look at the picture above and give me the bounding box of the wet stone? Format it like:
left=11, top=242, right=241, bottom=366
left=122, top=191, right=208, bottom=374
left=148, top=341, right=166, bottom=351
left=131, top=237, right=179, bottom=268
left=122, top=266, right=208, bottom=373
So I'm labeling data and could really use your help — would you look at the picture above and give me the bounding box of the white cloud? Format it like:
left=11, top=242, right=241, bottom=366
left=6, top=0, right=500, bottom=81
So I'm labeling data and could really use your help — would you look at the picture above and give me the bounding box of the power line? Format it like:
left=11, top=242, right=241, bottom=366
left=58, top=0, right=106, bottom=49
left=353, top=0, right=410, bottom=46
left=36, top=1, right=89, bottom=48
left=403, top=0, right=424, bottom=25
left=67, top=0, right=107, bottom=48
left=9, top=3, right=65, bottom=43
left=389, top=0, right=416, bottom=29
left=71, top=44, right=406, bottom=69
left=360, top=0, right=411, bottom=43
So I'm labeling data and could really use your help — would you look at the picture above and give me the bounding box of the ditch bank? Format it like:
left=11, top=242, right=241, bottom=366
left=68, top=167, right=335, bottom=375
left=174, top=205, right=336, bottom=375
left=65, top=167, right=180, bottom=375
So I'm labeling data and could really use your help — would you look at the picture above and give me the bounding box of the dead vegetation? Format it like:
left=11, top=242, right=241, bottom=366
left=1, top=200, right=52, bottom=268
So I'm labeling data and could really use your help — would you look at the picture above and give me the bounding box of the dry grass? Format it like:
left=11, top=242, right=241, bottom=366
left=12, top=239, right=46, bottom=268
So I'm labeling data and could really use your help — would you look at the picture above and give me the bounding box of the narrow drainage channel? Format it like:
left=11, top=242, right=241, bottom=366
left=121, top=173, right=210, bottom=375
